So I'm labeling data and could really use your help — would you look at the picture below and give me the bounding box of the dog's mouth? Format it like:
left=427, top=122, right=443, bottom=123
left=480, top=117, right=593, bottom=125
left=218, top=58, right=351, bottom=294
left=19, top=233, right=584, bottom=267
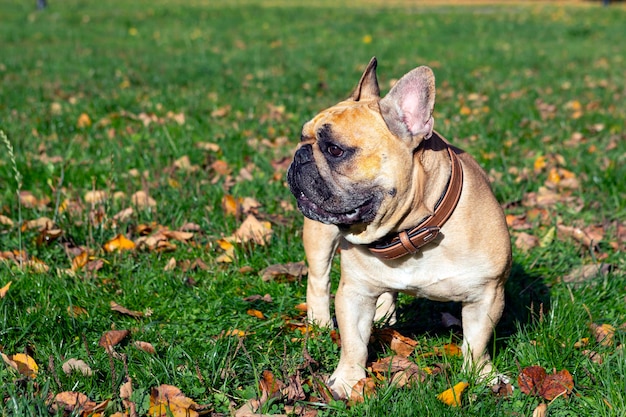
left=294, top=191, right=379, bottom=226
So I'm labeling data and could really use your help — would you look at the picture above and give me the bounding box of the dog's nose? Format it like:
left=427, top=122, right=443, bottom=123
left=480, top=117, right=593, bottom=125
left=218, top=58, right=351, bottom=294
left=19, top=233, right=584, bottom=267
left=294, top=144, right=314, bottom=165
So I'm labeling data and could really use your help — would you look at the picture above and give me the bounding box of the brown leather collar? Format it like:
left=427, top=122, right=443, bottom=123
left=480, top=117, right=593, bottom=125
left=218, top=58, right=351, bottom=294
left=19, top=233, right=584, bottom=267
left=368, top=144, right=463, bottom=260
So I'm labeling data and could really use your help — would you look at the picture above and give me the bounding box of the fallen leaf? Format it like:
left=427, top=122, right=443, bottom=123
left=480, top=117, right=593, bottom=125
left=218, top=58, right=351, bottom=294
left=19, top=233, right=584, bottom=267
left=518, top=366, right=547, bottom=396
left=131, top=191, right=157, bottom=209
left=260, top=262, right=307, bottom=282
left=590, top=323, right=615, bottom=347
left=247, top=309, right=266, bottom=320
left=1, top=353, right=38, bottom=378
left=0, top=214, right=14, bottom=227
left=562, top=263, right=612, bottom=283
left=233, top=214, right=272, bottom=245
left=103, top=234, right=136, bottom=252
left=162, top=230, right=194, bottom=242
left=259, top=370, right=284, bottom=403
left=437, top=381, right=469, bottom=407
left=370, top=356, right=426, bottom=387
left=149, top=384, right=199, bottom=417
left=164, top=257, right=177, bottom=271
left=98, top=329, right=130, bottom=348
left=532, top=403, right=548, bottom=417
left=110, top=301, right=144, bottom=318
left=134, top=341, right=156, bottom=354
left=349, top=377, right=377, bottom=403
left=62, top=358, right=93, bottom=376
left=21, top=216, right=54, bottom=231
left=374, top=329, right=419, bottom=358
left=0, top=281, right=11, bottom=298
left=67, top=305, right=88, bottom=318
left=120, top=378, right=136, bottom=416
left=515, top=232, right=540, bottom=252
left=84, top=190, right=108, bottom=204
left=77, top=113, right=92, bottom=128
left=243, top=294, right=273, bottom=303
left=557, top=224, right=598, bottom=249
left=222, top=194, right=241, bottom=217
left=540, top=369, right=574, bottom=400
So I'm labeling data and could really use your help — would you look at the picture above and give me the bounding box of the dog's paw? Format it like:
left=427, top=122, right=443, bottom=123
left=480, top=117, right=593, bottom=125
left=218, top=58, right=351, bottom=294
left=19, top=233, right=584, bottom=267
left=327, top=370, right=364, bottom=399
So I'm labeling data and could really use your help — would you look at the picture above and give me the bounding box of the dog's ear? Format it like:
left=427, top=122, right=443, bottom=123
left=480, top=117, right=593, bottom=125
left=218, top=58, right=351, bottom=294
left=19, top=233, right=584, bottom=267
left=350, top=57, right=380, bottom=101
left=379, top=66, right=435, bottom=142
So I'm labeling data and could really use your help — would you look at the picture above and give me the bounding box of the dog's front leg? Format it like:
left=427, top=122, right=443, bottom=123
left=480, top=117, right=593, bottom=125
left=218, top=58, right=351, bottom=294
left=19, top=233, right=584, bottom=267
left=303, top=218, right=340, bottom=328
left=460, top=280, right=505, bottom=381
left=328, top=278, right=377, bottom=399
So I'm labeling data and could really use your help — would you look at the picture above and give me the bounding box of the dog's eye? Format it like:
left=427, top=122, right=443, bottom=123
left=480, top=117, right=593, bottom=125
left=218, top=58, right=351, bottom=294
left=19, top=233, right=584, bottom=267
left=327, top=144, right=344, bottom=158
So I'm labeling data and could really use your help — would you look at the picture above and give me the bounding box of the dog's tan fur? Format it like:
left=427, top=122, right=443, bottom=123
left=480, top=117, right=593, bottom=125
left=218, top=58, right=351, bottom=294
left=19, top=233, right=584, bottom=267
left=288, top=58, right=511, bottom=398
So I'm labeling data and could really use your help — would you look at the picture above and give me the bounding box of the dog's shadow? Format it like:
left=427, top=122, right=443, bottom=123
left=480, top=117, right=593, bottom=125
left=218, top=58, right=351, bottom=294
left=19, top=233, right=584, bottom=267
left=389, top=262, right=550, bottom=352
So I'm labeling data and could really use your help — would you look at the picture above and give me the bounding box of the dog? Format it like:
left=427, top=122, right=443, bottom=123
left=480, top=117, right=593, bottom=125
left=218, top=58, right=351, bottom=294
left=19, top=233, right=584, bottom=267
left=287, top=57, right=511, bottom=398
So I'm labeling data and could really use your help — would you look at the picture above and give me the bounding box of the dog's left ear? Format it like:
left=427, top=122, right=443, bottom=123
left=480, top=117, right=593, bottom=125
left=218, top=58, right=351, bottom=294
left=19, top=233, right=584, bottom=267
left=379, top=66, right=435, bottom=142
left=350, top=57, right=380, bottom=101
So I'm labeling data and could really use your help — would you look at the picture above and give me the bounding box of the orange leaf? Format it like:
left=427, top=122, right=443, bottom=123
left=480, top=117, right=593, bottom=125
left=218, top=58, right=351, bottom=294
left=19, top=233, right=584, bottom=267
left=103, top=234, right=136, bottom=252
left=375, top=329, right=418, bottom=358
left=134, top=341, right=156, bottom=354
left=3, top=353, right=38, bottom=378
left=350, top=377, right=377, bottom=403
left=590, top=323, right=615, bottom=347
left=71, top=251, right=89, bottom=271
left=247, top=309, right=266, bottom=320
left=77, top=113, right=92, bottom=128
left=259, top=370, right=284, bottom=403
left=0, top=281, right=11, bottom=298
left=221, top=194, right=241, bottom=217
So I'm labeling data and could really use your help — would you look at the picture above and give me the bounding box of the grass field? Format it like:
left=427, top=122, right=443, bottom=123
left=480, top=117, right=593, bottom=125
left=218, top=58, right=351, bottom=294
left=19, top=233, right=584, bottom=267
left=1, top=0, right=625, bottom=416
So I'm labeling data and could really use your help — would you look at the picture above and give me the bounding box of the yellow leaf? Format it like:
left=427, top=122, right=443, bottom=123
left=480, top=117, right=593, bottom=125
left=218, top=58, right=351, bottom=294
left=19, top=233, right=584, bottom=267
left=534, top=155, right=546, bottom=173
left=77, top=113, right=92, bottom=128
left=11, top=353, right=39, bottom=378
left=362, top=34, right=372, bottom=44
left=103, top=234, right=136, bottom=252
left=459, top=106, right=472, bottom=116
left=437, top=381, right=469, bottom=407
left=0, top=281, right=11, bottom=298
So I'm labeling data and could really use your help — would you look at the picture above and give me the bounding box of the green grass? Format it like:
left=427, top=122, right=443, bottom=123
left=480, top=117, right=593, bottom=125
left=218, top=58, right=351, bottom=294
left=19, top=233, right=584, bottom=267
left=1, top=0, right=625, bottom=415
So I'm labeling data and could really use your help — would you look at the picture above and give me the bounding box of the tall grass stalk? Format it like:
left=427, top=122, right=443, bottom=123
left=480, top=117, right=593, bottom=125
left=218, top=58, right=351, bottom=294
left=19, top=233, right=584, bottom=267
left=1, top=129, right=23, bottom=266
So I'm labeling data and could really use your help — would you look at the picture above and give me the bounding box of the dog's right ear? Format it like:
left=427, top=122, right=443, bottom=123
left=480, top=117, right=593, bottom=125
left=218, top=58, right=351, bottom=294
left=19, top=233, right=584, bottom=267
left=379, top=66, right=435, bottom=143
left=349, top=57, right=380, bottom=101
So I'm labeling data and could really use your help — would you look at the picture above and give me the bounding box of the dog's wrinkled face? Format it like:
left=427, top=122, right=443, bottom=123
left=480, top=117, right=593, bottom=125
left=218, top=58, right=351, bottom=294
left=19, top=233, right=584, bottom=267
left=287, top=58, right=436, bottom=243
left=288, top=101, right=406, bottom=230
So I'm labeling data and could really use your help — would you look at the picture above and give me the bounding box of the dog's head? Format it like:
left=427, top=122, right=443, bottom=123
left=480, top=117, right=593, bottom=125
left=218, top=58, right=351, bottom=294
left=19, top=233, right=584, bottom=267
left=287, top=58, right=436, bottom=243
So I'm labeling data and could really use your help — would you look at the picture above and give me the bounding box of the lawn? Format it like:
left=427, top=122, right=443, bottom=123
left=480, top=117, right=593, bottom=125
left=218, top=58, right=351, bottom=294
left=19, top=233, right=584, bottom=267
left=1, top=0, right=625, bottom=416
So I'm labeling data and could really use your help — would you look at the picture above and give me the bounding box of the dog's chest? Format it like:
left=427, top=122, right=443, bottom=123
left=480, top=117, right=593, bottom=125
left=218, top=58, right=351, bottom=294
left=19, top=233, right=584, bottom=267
left=341, top=245, right=491, bottom=303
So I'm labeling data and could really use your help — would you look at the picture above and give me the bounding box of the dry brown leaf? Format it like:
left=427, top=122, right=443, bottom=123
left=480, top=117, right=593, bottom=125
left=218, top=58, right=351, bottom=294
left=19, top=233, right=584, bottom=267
left=557, top=224, right=598, bottom=249
left=375, top=329, right=418, bottom=358
left=149, top=384, right=199, bottom=417
left=62, top=358, right=93, bottom=376
left=113, top=207, right=134, bottom=223
left=67, top=305, right=88, bottom=318
left=532, top=403, right=548, bottom=417
left=370, top=356, right=426, bottom=387
left=518, top=366, right=548, bottom=396
left=540, top=369, right=574, bottom=400
left=164, top=257, right=177, bottom=271
left=120, top=378, right=136, bottom=416
left=134, top=341, right=156, bottom=355
left=103, top=234, right=136, bottom=252
left=84, top=190, right=108, bottom=204
left=131, top=191, right=157, bottom=209
left=98, top=329, right=130, bottom=348
left=349, top=377, right=377, bottom=403
left=22, top=216, right=54, bottom=231
left=590, top=323, right=615, bottom=347
left=162, top=230, right=194, bottom=242
left=19, top=191, right=50, bottom=209
left=243, top=294, right=273, bottom=303
left=260, top=262, right=307, bottom=282
left=515, top=232, right=540, bottom=252
left=0, top=214, right=14, bottom=227
left=233, top=214, right=272, bottom=245
left=211, top=160, right=231, bottom=175
left=0, top=281, right=11, bottom=298
left=195, top=142, right=221, bottom=152
left=562, top=263, right=612, bottom=283
left=110, top=301, right=144, bottom=318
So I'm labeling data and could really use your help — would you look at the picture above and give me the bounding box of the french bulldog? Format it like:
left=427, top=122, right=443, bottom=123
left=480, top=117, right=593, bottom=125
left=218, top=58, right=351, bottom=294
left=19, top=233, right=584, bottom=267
left=287, top=57, right=511, bottom=398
